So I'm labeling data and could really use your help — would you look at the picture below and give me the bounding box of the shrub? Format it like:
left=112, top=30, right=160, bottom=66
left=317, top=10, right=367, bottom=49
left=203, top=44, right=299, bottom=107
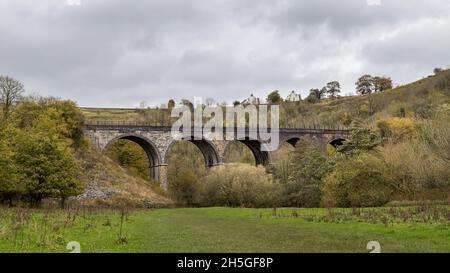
left=376, top=117, right=417, bottom=143
left=337, top=121, right=380, bottom=156
left=168, top=169, right=199, bottom=206
left=166, top=141, right=206, bottom=205
left=322, top=153, right=393, bottom=207
left=417, top=118, right=450, bottom=162
left=283, top=137, right=334, bottom=207
left=387, top=103, right=411, bottom=118
left=195, top=164, right=282, bottom=207
left=381, top=139, right=450, bottom=199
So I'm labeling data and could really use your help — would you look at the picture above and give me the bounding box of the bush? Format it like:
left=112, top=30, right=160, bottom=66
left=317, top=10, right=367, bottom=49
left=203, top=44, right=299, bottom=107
left=282, top=138, right=334, bottom=207
left=381, top=140, right=450, bottom=199
left=418, top=118, right=450, bottom=162
left=168, top=169, right=199, bottom=206
left=376, top=117, right=417, bottom=143
left=195, top=164, right=282, bottom=207
left=337, top=121, right=380, bottom=156
left=322, top=153, right=393, bottom=207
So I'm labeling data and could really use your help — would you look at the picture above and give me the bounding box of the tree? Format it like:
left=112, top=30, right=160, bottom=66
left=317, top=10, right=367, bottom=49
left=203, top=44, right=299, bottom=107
left=319, top=87, right=327, bottom=99
left=14, top=130, right=83, bottom=207
left=0, top=96, right=85, bottom=207
left=325, top=81, right=341, bottom=98
left=355, top=74, right=374, bottom=95
left=12, top=98, right=85, bottom=147
left=284, top=138, right=335, bottom=207
left=305, top=88, right=321, bottom=103
left=356, top=75, right=393, bottom=94
left=373, top=76, right=392, bottom=92
left=266, top=90, right=282, bottom=104
left=106, top=139, right=150, bottom=181
left=337, top=120, right=381, bottom=156
left=0, top=123, right=23, bottom=206
left=0, top=75, right=24, bottom=119
left=434, top=67, right=443, bottom=74
left=233, top=100, right=241, bottom=106
left=12, top=106, right=84, bottom=207
left=168, top=99, right=175, bottom=109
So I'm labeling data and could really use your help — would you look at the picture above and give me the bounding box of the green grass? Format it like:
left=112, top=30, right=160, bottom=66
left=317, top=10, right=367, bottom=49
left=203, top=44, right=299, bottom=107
left=0, top=207, right=448, bottom=253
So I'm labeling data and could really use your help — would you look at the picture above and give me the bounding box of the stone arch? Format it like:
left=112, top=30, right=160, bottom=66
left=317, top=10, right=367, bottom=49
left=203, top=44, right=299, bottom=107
left=164, top=139, right=221, bottom=167
left=224, top=140, right=271, bottom=166
left=284, top=137, right=301, bottom=147
left=329, top=137, right=347, bottom=148
left=103, top=133, right=162, bottom=181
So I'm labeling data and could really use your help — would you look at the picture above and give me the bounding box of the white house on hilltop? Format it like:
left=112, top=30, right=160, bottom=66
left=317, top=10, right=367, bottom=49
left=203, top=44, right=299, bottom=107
left=241, top=94, right=260, bottom=105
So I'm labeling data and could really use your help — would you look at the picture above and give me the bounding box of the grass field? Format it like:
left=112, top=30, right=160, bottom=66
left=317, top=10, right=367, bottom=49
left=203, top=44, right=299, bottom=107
left=0, top=207, right=448, bottom=253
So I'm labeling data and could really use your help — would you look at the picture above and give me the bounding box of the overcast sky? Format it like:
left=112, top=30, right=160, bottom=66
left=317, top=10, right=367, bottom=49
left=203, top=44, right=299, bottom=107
left=1, top=0, right=449, bottom=107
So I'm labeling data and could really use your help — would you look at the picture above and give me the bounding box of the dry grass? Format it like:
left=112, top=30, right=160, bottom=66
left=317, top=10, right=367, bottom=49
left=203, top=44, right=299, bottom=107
left=75, top=143, right=174, bottom=208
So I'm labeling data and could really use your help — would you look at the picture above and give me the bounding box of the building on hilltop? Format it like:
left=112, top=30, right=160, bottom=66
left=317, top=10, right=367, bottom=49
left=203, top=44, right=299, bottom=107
left=241, top=94, right=261, bottom=105
left=286, top=90, right=302, bottom=102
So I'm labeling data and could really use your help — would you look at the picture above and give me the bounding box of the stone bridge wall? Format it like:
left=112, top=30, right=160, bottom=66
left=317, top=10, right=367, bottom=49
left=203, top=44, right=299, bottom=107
left=85, top=125, right=349, bottom=190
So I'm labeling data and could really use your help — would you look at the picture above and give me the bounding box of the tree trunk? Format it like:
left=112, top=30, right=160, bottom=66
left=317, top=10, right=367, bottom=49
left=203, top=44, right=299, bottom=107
left=60, top=197, right=66, bottom=209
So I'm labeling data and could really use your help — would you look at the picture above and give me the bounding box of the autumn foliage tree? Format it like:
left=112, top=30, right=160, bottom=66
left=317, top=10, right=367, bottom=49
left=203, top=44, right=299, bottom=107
left=0, top=86, right=85, bottom=207
left=356, top=74, right=392, bottom=95
left=373, top=76, right=393, bottom=92
left=14, top=130, right=82, bottom=207
left=0, top=123, right=23, bottom=206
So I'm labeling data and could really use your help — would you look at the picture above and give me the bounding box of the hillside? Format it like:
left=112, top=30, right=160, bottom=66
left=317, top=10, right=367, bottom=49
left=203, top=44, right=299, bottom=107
left=290, top=69, right=450, bottom=127
left=80, top=70, right=450, bottom=206
left=75, top=146, right=174, bottom=207
left=81, top=69, right=450, bottom=128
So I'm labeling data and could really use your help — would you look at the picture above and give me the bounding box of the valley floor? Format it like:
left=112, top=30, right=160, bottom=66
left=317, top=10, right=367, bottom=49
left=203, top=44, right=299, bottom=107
left=0, top=207, right=449, bottom=253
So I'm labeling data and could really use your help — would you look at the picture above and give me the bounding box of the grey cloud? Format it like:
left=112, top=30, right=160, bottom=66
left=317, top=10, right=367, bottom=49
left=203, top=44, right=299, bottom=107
left=0, top=0, right=449, bottom=107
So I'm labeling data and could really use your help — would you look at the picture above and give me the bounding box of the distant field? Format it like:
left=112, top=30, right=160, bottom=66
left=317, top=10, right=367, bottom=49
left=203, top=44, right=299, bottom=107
left=81, top=107, right=174, bottom=126
left=82, top=107, right=146, bottom=121
left=0, top=207, right=448, bottom=253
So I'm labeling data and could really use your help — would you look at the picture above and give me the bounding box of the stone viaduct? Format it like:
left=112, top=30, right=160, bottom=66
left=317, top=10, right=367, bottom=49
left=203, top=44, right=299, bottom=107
left=84, top=122, right=350, bottom=190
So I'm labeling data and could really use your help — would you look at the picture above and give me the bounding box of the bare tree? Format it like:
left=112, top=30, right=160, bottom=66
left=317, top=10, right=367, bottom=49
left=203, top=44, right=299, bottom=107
left=0, top=75, right=24, bottom=118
